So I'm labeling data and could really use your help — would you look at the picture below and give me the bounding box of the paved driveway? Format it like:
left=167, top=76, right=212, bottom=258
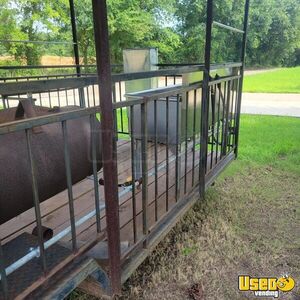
left=241, top=93, right=300, bottom=117
left=244, top=68, right=278, bottom=76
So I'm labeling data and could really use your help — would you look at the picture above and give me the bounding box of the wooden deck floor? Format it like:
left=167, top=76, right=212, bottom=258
left=0, top=137, right=217, bottom=258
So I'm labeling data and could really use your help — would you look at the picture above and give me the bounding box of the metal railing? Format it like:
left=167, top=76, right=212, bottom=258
left=0, top=63, right=240, bottom=298
left=0, top=106, right=105, bottom=298
left=0, top=64, right=244, bottom=298
left=0, top=0, right=250, bottom=296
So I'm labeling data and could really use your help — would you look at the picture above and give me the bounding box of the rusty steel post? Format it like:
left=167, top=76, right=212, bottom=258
left=91, top=0, right=121, bottom=294
left=199, top=0, right=213, bottom=197
left=234, top=0, right=250, bottom=157
left=69, top=0, right=85, bottom=107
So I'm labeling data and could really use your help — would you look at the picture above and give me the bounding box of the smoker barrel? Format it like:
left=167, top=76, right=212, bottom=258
left=0, top=102, right=102, bottom=225
left=127, top=83, right=225, bottom=145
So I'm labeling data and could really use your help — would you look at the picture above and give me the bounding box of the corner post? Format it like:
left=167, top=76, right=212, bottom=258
left=234, top=0, right=250, bottom=157
left=69, top=0, right=85, bottom=107
left=91, top=0, right=121, bottom=294
left=199, top=0, right=213, bottom=197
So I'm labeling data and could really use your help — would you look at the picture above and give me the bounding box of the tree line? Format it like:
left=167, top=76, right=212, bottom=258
left=0, top=0, right=299, bottom=68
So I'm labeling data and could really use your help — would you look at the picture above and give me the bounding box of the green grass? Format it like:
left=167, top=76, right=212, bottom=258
left=119, top=114, right=300, bottom=300
left=70, top=114, right=300, bottom=299
left=243, top=67, right=300, bottom=93
left=233, top=114, right=300, bottom=174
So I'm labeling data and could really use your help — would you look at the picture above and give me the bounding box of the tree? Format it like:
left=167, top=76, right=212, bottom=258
left=0, top=0, right=70, bottom=65
left=1, top=0, right=299, bottom=67
left=173, top=0, right=300, bottom=66
left=71, top=0, right=179, bottom=64
left=246, top=0, right=300, bottom=66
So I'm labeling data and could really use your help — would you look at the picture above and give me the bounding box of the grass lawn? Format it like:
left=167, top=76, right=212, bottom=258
left=70, top=114, right=300, bottom=299
left=243, top=67, right=300, bottom=93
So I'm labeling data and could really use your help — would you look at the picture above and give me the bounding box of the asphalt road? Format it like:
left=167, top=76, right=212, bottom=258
left=241, top=93, right=300, bottom=117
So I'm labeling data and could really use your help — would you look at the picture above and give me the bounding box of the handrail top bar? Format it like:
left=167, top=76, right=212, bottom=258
left=0, top=62, right=241, bottom=82
left=112, top=62, right=241, bottom=82
left=0, top=106, right=99, bottom=135
left=156, top=62, right=242, bottom=68
left=0, top=40, right=75, bottom=45
left=122, top=74, right=240, bottom=102
left=0, top=62, right=240, bottom=71
left=0, top=73, right=97, bottom=81
left=113, top=83, right=202, bottom=109
left=0, top=76, right=97, bottom=96
left=112, top=65, right=204, bottom=82
left=0, top=62, right=242, bottom=96
left=116, top=81, right=206, bottom=108
left=213, top=21, right=245, bottom=34
left=209, top=74, right=242, bottom=85
left=211, top=62, right=242, bottom=69
left=0, top=67, right=194, bottom=96
left=125, top=84, right=183, bottom=99
left=0, top=64, right=121, bottom=70
left=157, top=63, right=203, bottom=66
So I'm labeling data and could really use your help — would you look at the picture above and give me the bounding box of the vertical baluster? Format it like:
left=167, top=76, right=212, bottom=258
left=130, top=106, right=137, bottom=243
left=2, top=79, right=7, bottom=109
left=184, top=91, right=188, bottom=194
left=2, top=96, right=7, bottom=109
left=222, top=81, right=231, bottom=157
left=92, top=84, right=96, bottom=107
left=62, top=121, right=77, bottom=251
left=154, top=99, right=158, bottom=221
left=86, top=88, right=91, bottom=108
left=165, top=96, right=169, bottom=212
left=216, top=83, right=221, bottom=164
left=119, top=82, right=124, bottom=133
left=65, top=75, right=69, bottom=106
left=205, top=91, right=209, bottom=174
left=229, top=79, right=236, bottom=151
left=26, top=129, right=47, bottom=272
left=48, top=87, right=52, bottom=108
left=220, top=82, right=227, bottom=159
left=90, top=114, right=101, bottom=233
left=192, top=89, right=197, bottom=186
left=175, top=94, right=182, bottom=201
left=141, top=102, right=148, bottom=245
left=210, top=85, right=215, bottom=170
left=73, top=88, right=76, bottom=106
left=37, top=76, right=43, bottom=106
left=233, top=78, right=241, bottom=148
left=56, top=76, right=61, bottom=107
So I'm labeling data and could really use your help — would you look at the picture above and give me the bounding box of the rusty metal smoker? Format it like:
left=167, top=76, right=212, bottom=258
left=0, top=99, right=102, bottom=225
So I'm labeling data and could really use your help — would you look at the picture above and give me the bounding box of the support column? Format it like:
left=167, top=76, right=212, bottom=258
left=199, top=0, right=213, bottom=197
left=234, top=0, right=250, bottom=157
left=91, top=0, right=121, bottom=295
left=69, top=0, right=85, bottom=107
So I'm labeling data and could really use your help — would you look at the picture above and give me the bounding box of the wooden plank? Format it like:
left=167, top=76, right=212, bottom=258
left=77, top=143, right=206, bottom=244
left=0, top=140, right=135, bottom=242
left=78, top=276, right=110, bottom=299
left=0, top=138, right=220, bottom=256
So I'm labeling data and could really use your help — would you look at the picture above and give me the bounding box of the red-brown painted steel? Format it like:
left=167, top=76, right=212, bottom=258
left=91, top=0, right=121, bottom=294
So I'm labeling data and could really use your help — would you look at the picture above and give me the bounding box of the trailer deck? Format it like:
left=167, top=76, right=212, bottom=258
left=1, top=138, right=218, bottom=247
left=0, top=138, right=224, bottom=298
